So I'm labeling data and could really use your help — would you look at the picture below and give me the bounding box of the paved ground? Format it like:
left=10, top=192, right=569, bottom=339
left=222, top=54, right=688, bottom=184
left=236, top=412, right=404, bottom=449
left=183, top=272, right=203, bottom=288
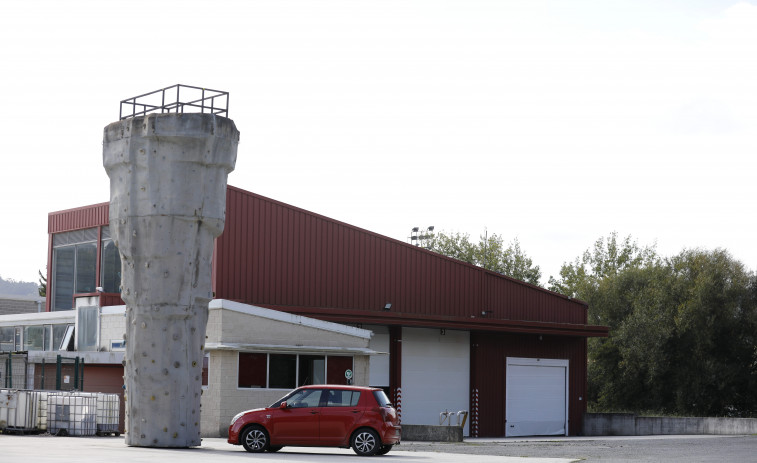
left=0, top=435, right=573, bottom=463
left=403, top=435, right=757, bottom=462
left=1, top=434, right=756, bottom=462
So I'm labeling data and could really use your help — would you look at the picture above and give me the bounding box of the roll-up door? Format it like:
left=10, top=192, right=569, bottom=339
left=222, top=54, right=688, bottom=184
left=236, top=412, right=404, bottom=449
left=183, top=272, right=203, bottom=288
left=505, top=357, right=568, bottom=437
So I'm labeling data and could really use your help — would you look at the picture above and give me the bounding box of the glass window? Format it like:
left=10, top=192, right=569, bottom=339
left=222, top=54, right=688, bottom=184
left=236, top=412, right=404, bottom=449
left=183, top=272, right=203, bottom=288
left=237, top=354, right=355, bottom=390
left=100, top=240, right=121, bottom=293
left=77, top=306, right=98, bottom=351
left=269, top=354, right=297, bottom=389
left=23, top=325, right=49, bottom=351
left=325, top=389, right=361, bottom=407
left=238, top=352, right=267, bottom=388
left=202, top=352, right=210, bottom=387
left=373, top=390, right=393, bottom=407
left=0, top=327, right=13, bottom=352
left=298, top=355, right=325, bottom=386
left=286, top=388, right=323, bottom=408
left=53, top=246, right=75, bottom=310
left=53, top=324, right=72, bottom=350
left=75, top=242, right=97, bottom=293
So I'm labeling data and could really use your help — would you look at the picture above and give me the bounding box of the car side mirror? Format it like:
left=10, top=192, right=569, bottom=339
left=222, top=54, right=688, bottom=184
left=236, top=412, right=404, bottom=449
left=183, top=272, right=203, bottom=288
left=279, top=401, right=288, bottom=409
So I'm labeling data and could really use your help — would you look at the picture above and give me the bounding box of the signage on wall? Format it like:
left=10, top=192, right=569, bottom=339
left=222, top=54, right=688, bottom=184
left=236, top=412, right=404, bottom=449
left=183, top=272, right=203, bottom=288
left=345, top=369, right=353, bottom=382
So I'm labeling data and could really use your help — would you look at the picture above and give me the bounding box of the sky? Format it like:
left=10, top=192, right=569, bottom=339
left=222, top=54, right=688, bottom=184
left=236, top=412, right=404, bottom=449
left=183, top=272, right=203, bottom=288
left=0, top=0, right=755, bottom=286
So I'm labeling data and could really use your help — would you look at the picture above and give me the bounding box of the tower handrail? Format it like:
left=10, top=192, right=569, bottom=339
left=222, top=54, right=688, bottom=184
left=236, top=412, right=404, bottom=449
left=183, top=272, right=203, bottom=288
left=119, top=84, right=229, bottom=120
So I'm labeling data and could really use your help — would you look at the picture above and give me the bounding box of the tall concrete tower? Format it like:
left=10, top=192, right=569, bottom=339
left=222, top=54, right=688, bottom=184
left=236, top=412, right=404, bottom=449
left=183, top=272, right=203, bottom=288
left=103, top=86, right=239, bottom=447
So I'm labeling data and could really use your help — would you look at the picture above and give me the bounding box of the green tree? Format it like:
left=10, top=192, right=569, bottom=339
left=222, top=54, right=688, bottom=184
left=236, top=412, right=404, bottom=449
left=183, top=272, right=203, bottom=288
left=551, top=234, right=757, bottom=416
left=427, top=231, right=542, bottom=285
left=38, top=269, right=47, bottom=298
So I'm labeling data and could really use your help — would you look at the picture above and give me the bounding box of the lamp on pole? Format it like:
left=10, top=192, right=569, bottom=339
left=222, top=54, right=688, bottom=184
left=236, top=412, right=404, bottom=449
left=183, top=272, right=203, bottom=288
left=409, top=226, right=435, bottom=248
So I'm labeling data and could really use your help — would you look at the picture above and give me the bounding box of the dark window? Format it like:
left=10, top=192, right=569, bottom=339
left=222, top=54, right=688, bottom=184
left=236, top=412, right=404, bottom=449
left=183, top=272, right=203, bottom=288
left=298, top=355, right=325, bottom=386
left=53, top=246, right=75, bottom=310
left=238, top=352, right=267, bottom=388
left=269, top=354, right=297, bottom=389
left=201, top=352, right=209, bottom=387
left=100, top=240, right=121, bottom=293
left=52, top=228, right=101, bottom=310
left=373, top=390, right=393, bottom=407
left=75, top=243, right=97, bottom=293
left=324, top=389, right=361, bottom=407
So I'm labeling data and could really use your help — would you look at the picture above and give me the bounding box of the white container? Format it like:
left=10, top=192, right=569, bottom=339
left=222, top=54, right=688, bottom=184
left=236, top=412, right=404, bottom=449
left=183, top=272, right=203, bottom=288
left=0, top=389, right=42, bottom=431
left=77, top=391, right=120, bottom=434
left=47, top=392, right=97, bottom=436
left=95, top=393, right=120, bottom=433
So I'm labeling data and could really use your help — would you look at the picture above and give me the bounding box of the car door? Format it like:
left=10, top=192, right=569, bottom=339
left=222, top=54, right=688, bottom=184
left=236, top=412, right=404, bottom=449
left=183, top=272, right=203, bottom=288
left=318, top=388, right=364, bottom=445
left=269, top=388, right=323, bottom=445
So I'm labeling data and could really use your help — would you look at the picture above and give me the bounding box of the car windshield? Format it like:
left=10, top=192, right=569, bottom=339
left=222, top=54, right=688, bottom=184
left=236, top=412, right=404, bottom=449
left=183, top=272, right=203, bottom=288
left=373, top=390, right=393, bottom=407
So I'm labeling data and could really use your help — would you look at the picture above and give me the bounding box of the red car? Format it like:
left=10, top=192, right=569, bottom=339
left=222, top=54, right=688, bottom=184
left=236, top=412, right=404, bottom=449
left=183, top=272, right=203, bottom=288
left=228, top=385, right=401, bottom=456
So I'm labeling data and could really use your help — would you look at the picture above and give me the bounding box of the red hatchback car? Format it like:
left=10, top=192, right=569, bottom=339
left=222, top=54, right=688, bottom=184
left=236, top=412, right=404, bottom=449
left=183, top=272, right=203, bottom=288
left=228, top=385, right=401, bottom=456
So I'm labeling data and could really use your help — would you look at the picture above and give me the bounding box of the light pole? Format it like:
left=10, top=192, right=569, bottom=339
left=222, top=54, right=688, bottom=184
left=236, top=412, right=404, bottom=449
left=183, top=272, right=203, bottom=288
left=409, top=226, right=435, bottom=248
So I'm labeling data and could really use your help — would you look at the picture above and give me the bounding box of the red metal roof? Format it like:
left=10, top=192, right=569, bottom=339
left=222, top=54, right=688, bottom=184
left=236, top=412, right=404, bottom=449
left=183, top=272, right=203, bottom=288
left=46, top=186, right=608, bottom=337
left=214, top=186, right=606, bottom=337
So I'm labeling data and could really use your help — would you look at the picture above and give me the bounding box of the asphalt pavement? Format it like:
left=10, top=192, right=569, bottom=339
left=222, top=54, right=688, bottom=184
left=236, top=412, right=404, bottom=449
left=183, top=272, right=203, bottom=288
left=1, top=434, right=756, bottom=462
left=0, top=435, right=574, bottom=463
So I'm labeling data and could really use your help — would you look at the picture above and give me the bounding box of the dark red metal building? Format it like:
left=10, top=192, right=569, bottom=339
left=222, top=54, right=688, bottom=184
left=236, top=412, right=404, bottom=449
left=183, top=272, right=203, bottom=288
left=46, top=184, right=607, bottom=437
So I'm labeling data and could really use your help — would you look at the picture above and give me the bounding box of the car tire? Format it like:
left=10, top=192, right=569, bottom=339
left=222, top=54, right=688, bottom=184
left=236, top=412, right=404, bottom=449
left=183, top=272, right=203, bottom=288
left=351, top=428, right=380, bottom=456
left=241, top=425, right=269, bottom=453
left=267, top=446, right=284, bottom=452
left=375, top=444, right=393, bottom=455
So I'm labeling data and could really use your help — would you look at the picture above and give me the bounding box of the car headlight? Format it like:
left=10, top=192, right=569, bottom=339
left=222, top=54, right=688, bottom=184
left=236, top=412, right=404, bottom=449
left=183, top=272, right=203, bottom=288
left=230, top=411, right=245, bottom=426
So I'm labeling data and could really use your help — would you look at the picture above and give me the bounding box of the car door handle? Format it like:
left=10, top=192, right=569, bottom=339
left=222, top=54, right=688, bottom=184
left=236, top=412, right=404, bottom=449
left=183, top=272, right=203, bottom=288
left=310, top=411, right=319, bottom=415
left=351, top=410, right=360, bottom=414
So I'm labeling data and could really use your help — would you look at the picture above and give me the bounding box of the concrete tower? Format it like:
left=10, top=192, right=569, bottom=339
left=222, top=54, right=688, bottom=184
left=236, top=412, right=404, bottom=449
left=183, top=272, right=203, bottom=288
left=103, top=94, right=238, bottom=447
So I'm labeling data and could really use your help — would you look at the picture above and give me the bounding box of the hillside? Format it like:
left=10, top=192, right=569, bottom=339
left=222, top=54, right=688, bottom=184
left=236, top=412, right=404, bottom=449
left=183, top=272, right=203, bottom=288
left=0, top=275, right=41, bottom=299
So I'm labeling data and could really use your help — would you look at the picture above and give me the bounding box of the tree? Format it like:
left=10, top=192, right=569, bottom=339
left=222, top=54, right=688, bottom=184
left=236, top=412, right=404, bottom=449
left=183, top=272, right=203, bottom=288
left=38, top=269, right=46, bottom=298
left=550, top=234, right=757, bottom=416
left=427, top=231, right=542, bottom=285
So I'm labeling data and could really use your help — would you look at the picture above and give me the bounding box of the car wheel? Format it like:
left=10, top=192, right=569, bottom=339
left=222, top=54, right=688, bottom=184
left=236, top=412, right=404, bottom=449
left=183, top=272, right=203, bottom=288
left=351, top=428, right=380, bottom=456
left=241, top=425, right=269, bottom=453
left=375, top=444, right=393, bottom=455
left=267, top=446, right=284, bottom=452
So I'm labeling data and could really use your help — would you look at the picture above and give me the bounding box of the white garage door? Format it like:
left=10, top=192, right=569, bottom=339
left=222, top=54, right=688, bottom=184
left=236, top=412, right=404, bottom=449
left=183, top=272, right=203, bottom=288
left=402, top=327, right=470, bottom=435
left=505, top=357, right=568, bottom=437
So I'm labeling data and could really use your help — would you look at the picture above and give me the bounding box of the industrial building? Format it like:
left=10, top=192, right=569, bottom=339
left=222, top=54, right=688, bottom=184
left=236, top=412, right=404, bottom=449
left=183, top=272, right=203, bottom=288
left=39, top=184, right=607, bottom=437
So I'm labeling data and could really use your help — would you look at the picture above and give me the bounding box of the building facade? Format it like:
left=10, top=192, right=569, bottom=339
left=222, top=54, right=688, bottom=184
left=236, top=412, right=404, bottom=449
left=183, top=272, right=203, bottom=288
left=44, top=185, right=608, bottom=437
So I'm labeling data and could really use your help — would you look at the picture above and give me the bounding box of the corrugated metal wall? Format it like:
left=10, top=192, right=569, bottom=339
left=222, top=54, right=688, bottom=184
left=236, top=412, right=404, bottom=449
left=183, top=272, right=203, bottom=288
left=471, top=331, right=587, bottom=437
left=48, top=203, right=109, bottom=234
left=215, top=187, right=588, bottom=324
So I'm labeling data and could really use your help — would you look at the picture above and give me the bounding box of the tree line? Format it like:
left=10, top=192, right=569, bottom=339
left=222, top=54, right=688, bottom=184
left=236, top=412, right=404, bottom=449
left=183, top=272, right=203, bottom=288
left=427, top=231, right=757, bottom=417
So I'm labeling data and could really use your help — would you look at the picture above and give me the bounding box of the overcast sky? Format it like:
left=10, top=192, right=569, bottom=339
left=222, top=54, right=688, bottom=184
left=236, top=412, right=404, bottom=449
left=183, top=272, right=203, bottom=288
left=0, top=0, right=755, bottom=286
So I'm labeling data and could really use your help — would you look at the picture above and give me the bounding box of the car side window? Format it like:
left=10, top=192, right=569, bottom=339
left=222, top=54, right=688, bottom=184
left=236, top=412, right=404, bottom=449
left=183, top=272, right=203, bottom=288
left=324, top=389, right=361, bottom=407
left=288, top=388, right=323, bottom=408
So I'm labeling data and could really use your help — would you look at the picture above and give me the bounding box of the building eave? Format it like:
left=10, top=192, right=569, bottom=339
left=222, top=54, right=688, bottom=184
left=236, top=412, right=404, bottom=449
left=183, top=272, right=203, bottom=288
left=205, top=342, right=383, bottom=356
left=255, top=305, right=609, bottom=338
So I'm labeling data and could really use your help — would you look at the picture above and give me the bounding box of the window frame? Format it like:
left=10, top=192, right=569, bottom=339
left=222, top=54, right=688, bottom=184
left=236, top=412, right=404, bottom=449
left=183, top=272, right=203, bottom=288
left=236, top=353, right=354, bottom=391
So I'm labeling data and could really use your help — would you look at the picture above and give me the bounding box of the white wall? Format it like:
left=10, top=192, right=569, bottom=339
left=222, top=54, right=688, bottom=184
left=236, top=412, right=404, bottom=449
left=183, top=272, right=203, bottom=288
left=364, top=324, right=390, bottom=387
left=401, top=327, right=469, bottom=435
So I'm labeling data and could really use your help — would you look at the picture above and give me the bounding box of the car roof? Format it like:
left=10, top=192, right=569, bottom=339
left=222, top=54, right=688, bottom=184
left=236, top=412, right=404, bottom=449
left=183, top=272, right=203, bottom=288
left=297, top=384, right=381, bottom=391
